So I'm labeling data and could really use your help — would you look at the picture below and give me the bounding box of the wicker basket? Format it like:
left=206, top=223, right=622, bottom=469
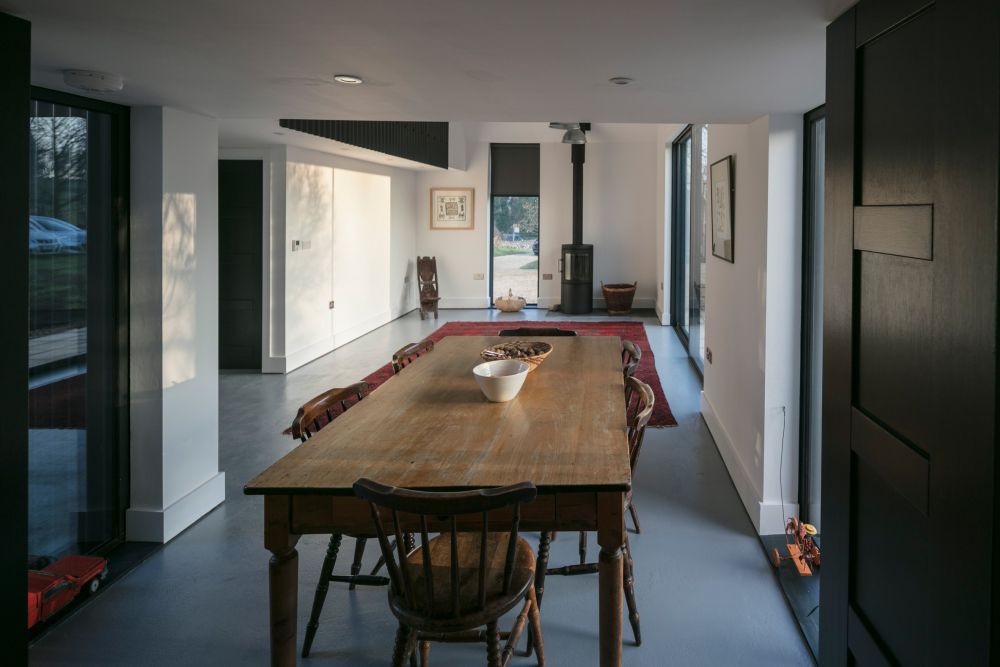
left=602, top=282, right=638, bottom=315
left=481, top=341, right=553, bottom=373
left=494, top=289, right=527, bottom=313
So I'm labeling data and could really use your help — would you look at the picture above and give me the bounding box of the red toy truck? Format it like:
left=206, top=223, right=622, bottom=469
left=28, top=555, right=108, bottom=629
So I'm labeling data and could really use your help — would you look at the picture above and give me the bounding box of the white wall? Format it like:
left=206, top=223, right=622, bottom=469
left=258, top=145, right=418, bottom=372
left=415, top=123, right=683, bottom=310
left=699, top=114, right=804, bottom=535
left=762, top=114, right=804, bottom=531
left=655, top=125, right=681, bottom=324
left=128, top=106, right=225, bottom=543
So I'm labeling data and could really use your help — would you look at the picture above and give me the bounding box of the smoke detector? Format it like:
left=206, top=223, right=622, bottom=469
left=63, top=70, right=124, bottom=93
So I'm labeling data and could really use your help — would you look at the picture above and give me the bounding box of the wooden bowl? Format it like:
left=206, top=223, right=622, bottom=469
left=480, top=341, right=553, bottom=373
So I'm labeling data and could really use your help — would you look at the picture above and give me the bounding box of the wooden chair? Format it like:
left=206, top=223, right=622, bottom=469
left=392, top=339, right=435, bottom=374
left=418, top=256, right=440, bottom=320
left=498, top=327, right=576, bottom=337
left=290, top=381, right=369, bottom=441
left=354, top=478, right=546, bottom=667
left=530, top=377, right=654, bottom=650
left=622, top=340, right=642, bottom=380
left=289, top=382, right=403, bottom=658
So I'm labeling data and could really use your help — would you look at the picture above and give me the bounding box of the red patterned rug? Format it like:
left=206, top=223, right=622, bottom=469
left=344, top=321, right=676, bottom=428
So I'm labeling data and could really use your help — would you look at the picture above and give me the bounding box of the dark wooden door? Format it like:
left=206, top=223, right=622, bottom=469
left=821, top=1, right=999, bottom=665
left=218, top=159, right=263, bottom=370
left=0, top=10, right=31, bottom=660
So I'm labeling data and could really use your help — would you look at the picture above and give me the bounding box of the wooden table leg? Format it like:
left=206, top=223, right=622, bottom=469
left=597, top=491, right=625, bottom=667
left=266, top=496, right=300, bottom=667
left=269, top=546, right=298, bottom=666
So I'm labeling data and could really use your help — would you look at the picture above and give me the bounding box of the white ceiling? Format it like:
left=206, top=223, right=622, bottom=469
left=8, top=0, right=853, bottom=124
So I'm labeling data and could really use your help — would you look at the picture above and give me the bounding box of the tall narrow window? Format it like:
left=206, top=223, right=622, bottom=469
left=799, top=106, right=825, bottom=529
left=671, top=125, right=709, bottom=371
left=28, top=91, right=128, bottom=563
left=490, top=144, right=540, bottom=305
left=670, top=127, right=692, bottom=336
left=689, top=125, right=709, bottom=370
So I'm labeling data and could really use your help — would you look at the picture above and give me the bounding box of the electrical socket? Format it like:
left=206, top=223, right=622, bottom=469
left=542, top=273, right=553, bottom=280
left=473, top=273, right=485, bottom=280
left=329, top=300, right=335, bottom=309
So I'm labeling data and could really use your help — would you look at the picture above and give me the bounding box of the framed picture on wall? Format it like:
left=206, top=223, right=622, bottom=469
left=711, top=155, right=735, bottom=262
left=430, top=187, right=475, bottom=230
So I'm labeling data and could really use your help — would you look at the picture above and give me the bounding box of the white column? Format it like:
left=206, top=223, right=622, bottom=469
left=127, top=106, right=224, bottom=543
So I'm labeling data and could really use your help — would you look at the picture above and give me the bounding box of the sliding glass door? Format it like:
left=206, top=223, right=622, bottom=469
left=27, top=90, right=128, bottom=563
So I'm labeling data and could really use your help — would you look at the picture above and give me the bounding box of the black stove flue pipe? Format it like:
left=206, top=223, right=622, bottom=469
left=572, top=143, right=585, bottom=244
left=561, top=142, right=594, bottom=314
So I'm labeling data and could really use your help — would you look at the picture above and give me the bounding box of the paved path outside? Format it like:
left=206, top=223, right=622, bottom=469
left=493, top=253, right=538, bottom=304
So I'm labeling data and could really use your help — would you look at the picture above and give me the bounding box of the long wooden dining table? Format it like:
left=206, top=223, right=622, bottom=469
left=245, top=335, right=633, bottom=666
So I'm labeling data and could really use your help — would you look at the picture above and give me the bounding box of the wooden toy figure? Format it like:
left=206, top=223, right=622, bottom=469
left=771, top=517, right=822, bottom=576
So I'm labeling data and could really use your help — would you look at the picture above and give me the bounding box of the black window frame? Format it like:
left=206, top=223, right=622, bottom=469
left=670, top=125, right=694, bottom=348
left=798, top=104, right=826, bottom=525
left=28, top=86, right=131, bottom=557
left=488, top=143, right=540, bottom=308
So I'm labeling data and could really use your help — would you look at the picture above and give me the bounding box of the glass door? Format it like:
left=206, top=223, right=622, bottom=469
left=28, top=91, right=127, bottom=564
left=491, top=196, right=540, bottom=304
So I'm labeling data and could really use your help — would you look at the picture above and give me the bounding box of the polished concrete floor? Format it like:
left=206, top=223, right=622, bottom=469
left=30, top=309, right=814, bottom=666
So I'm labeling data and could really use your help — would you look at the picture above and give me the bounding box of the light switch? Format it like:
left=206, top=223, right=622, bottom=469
left=473, top=273, right=485, bottom=280
left=542, top=273, right=553, bottom=280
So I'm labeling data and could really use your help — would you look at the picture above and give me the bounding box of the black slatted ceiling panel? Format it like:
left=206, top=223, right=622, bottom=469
left=279, top=119, right=449, bottom=169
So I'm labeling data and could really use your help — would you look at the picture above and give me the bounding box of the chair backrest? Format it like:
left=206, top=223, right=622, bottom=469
left=353, top=478, right=537, bottom=620
left=290, top=381, right=369, bottom=442
left=417, top=256, right=438, bottom=296
left=622, top=340, right=642, bottom=379
left=498, top=327, right=576, bottom=337
left=391, top=339, right=434, bottom=374
left=624, top=376, right=654, bottom=472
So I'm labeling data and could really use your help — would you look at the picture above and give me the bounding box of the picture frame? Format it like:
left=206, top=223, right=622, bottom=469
left=710, top=155, right=735, bottom=263
left=430, top=187, right=475, bottom=230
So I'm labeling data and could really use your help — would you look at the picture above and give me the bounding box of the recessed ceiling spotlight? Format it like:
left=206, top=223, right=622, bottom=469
left=333, top=74, right=364, bottom=85
left=609, top=76, right=634, bottom=86
left=63, top=69, right=124, bottom=93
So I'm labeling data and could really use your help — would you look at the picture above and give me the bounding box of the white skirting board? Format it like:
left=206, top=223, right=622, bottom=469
left=700, top=392, right=796, bottom=535
left=126, top=472, right=226, bottom=543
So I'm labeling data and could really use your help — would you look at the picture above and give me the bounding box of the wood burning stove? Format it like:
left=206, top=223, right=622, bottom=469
left=561, top=243, right=593, bottom=314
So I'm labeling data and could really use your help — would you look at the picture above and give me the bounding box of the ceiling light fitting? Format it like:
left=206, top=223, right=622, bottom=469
left=562, top=128, right=587, bottom=144
left=333, top=74, right=364, bottom=85
left=550, top=122, right=587, bottom=144
left=63, top=70, right=124, bottom=93
left=608, top=76, right=634, bottom=86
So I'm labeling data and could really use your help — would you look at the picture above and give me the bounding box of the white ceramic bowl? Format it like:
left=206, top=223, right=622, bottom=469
left=473, top=360, right=530, bottom=403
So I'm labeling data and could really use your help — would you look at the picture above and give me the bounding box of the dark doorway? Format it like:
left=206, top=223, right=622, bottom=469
left=218, top=160, right=263, bottom=370
left=822, top=2, right=1000, bottom=665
